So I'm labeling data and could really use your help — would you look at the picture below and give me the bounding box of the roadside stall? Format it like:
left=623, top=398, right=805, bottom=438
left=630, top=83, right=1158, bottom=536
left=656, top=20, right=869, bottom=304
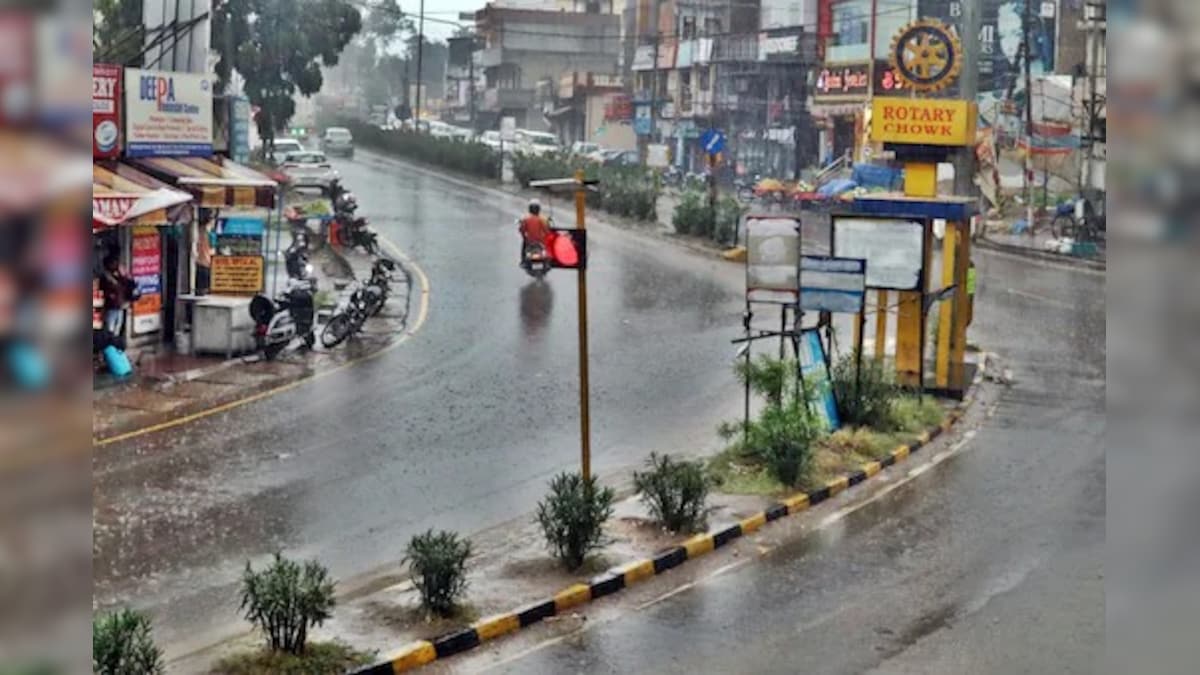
left=127, top=155, right=280, bottom=357
left=92, top=163, right=194, bottom=351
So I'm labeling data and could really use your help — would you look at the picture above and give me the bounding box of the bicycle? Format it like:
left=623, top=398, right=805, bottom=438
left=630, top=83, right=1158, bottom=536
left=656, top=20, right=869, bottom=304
left=1051, top=193, right=1105, bottom=243
left=320, top=283, right=371, bottom=349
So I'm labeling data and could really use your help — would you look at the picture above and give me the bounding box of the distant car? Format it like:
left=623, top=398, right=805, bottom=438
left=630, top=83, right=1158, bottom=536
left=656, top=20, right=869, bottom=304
left=259, top=138, right=305, bottom=163
left=279, top=151, right=338, bottom=189
left=602, top=149, right=640, bottom=167
left=320, top=127, right=354, bottom=158
left=516, top=129, right=562, bottom=157
left=570, top=141, right=600, bottom=157
left=480, top=130, right=503, bottom=151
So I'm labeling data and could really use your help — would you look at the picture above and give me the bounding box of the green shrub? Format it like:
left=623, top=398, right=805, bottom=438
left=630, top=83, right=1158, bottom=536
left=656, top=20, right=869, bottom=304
left=404, top=529, right=472, bottom=616
left=735, top=355, right=797, bottom=408
left=239, top=553, right=336, bottom=655
left=512, top=153, right=659, bottom=222
left=213, top=641, right=371, bottom=675
left=93, top=608, right=164, bottom=675
left=743, top=400, right=822, bottom=486
left=831, top=352, right=901, bottom=429
left=672, top=191, right=743, bottom=243
left=714, top=195, right=745, bottom=245
left=331, top=119, right=500, bottom=179
left=633, top=453, right=712, bottom=533
left=536, top=472, right=615, bottom=570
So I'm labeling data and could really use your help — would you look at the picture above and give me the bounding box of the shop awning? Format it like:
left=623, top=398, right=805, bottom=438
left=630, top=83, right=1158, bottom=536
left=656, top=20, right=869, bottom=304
left=128, top=156, right=278, bottom=209
left=93, top=163, right=194, bottom=231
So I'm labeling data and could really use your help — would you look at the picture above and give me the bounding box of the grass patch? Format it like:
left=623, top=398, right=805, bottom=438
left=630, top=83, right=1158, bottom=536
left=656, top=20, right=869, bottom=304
left=212, top=641, right=371, bottom=675
left=888, top=396, right=946, bottom=433
left=706, top=446, right=787, bottom=496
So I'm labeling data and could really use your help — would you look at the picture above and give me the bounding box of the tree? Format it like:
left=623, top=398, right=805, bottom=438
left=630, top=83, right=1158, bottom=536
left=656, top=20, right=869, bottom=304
left=213, top=0, right=362, bottom=151
left=94, top=0, right=145, bottom=65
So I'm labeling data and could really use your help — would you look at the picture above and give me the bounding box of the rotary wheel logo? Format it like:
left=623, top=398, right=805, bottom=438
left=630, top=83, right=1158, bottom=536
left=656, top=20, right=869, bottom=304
left=889, top=19, right=963, bottom=93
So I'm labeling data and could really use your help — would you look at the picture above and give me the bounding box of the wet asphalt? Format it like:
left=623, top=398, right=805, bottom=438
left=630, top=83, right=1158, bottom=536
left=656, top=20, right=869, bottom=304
left=479, top=252, right=1106, bottom=673
left=93, top=149, right=750, bottom=653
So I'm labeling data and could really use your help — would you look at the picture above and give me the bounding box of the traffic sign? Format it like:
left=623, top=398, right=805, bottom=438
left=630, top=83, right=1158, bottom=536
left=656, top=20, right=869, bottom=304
left=700, top=128, right=726, bottom=155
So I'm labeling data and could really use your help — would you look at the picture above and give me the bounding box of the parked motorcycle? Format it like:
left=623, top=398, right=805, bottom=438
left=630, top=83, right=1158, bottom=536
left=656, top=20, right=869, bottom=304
left=249, top=278, right=316, bottom=360
left=334, top=213, right=379, bottom=254
left=284, top=234, right=315, bottom=281
left=320, top=282, right=372, bottom=349
left=363, top=257, right=398, bottom=317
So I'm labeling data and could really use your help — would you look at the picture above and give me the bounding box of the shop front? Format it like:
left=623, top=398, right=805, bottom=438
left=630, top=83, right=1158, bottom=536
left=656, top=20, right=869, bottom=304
left=92, top=163, right=194, bottom=350
left=812, top=61, right=872, bottom=165
left=128, top=154, right=279, bottom=356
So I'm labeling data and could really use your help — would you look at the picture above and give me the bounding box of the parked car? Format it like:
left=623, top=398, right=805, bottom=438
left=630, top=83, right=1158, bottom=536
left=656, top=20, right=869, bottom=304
left=570, top=141, right=600, bottom=157
left=515, top=129, right=562, bottom=157
left=320, top=127, right=354, bottom=158
left=601, top=149, right=640, bottom=167
left=279, top=151, right=338, bottom=189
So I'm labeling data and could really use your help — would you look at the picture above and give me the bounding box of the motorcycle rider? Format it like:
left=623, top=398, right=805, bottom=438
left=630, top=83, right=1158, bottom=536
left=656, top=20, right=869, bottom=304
left=518, top=199, right=552, bottom=264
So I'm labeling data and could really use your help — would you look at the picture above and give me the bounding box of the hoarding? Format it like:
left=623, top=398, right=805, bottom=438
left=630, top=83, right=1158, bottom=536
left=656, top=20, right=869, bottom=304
left=799, top=255, right=866, bottom=313
left=832, top=217, right=925, bottom=291
left=870, top=97, right=977, bottom=147
left=124, top=67, right=214, bottom=157
left=93, top=64, right=122, bottom=158
left=211, top=255, right=264, bottom=295
left=746, top=217, right=800, bottom=304
left=131, top=226, right=162, bottom=334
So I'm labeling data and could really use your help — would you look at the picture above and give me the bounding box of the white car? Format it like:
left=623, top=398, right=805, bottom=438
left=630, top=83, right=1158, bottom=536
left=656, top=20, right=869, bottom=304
left=571, top=141, right=600, bottom=157
left=480, top=130, right=503, bottom=151
left=279, top=151, right=338, bottom=189
left=516, top=129, right=562, bottom=157
left=259, top=138, right=305, bottom=162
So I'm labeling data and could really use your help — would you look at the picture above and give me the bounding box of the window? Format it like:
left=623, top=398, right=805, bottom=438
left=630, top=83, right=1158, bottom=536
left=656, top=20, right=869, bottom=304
left=703, top=18, right=721, bottom=36
left=697, top=65, right=710, bottom=92
left=828, top=0, right=870, bottom=62
left=682, top=16, right=696, bottom=40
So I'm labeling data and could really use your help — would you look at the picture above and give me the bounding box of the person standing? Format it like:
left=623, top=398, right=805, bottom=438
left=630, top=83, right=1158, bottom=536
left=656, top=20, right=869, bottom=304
left=195, top=214, right=213, bottom=295
left=100, top=254, right=135, bottom=337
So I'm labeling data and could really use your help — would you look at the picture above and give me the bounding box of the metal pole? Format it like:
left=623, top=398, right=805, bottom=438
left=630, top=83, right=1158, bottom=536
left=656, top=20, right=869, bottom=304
left=468, top=37, right=477, bottom=131
left=1022, top=0, right=1035, bottom=231
left=649, top=0, right=663, bottom=146
left=574, top=169, right=592, bottom=479
left=415, top=0, right=426, bottom=127
left=953, top=0, right=981, bottom=198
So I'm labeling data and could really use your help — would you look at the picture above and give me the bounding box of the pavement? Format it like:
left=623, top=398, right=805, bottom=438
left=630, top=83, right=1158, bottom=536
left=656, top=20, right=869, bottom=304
left=445, top=243, right=1105, bottom=674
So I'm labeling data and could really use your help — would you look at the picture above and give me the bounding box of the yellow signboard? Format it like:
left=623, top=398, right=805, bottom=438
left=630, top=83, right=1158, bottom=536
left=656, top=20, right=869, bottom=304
left=870, top=97, right=977, bottom=147
left=211, top=255, right=264, bottom=295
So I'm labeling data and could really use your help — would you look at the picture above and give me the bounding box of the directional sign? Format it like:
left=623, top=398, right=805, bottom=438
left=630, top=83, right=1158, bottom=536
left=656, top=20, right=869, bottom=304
left=699, top=128, right=726, bottom=155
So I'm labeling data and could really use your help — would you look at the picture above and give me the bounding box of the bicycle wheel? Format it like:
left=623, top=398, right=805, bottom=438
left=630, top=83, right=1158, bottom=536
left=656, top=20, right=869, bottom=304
left=1051, top=214, right=1076, bottom=240
left=321, top=313, right=353, bottom=348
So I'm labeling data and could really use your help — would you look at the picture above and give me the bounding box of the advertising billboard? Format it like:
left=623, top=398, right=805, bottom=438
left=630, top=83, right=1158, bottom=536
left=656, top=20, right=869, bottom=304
left=93, top=64, right=122, bottom=158
left=124, top=68, right=214, bottom=157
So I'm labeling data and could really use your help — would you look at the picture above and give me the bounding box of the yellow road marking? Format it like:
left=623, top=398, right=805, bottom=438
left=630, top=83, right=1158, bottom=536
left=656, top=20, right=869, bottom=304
left=621, top=559, right=656, bottom=586
left=783, top=492, right=810, bottom=514
left=739, top=512, right=767, bottom=534
left=863, top=461, right=882, bottom=478
left=94, top=233, right=431, bottom=448
left=826, top=475, right=850, bottom=496
left=683, top=534, right=715, bottom=559
left=553, top=584, right=591, bottom=612
left=474, top=613, right=520, bottom=641
left=389, top=640, right=437, bottom=671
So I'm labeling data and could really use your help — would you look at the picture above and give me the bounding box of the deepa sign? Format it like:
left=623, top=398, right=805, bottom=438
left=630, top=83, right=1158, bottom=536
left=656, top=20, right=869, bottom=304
left=124, top=67, right=213, bottom=157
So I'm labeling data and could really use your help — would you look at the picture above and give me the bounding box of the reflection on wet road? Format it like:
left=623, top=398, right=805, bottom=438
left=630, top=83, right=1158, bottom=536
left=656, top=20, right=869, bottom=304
left=482, top=250, right=1106, bottom=674
left=93, top=149, right=747, bottom=654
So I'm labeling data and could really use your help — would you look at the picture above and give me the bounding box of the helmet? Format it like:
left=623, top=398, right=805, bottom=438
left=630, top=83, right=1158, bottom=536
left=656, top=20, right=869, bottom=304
left=528, top=199, right=541, bottom=215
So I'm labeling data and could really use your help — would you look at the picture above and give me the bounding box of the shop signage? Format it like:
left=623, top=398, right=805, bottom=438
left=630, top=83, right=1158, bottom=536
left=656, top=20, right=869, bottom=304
left=873, top=61, right=907, bottom=94
left=799, top=330, right=840, bottom=431
left=230, top=96, right=251, bottom=163
left=216, top=215, right=265, bottom=256
left=131, top=226, right=162, bottom=334
left=211, top=255, right=264, bottom=295
left=124, top=67, right=214, bottom=157
left=93, top=195, right=140, bottom=224
left=799, top=255, right=866, bottom=314
left=93, top=64, right=122, bottom=158
left=870, top=97, right=977, bottom=147
left=634, top=104, right=652, bottom=136
left=604, top=94, right=633, bottom=121
left=815, top=63, right=870, bottom=98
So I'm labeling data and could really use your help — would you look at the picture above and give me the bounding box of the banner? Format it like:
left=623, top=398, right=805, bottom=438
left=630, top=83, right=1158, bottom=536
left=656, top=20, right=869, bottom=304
left=124, top=67, right=214, bottom=157
left=230, top=96, right=252, bottom=163
left=131, top=226, right=162, bottom=334
left=93, top=64, right=122, bottom=158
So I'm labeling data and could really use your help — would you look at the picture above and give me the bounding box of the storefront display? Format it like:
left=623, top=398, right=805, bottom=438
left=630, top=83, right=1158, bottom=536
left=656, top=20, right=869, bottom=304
left=130, top=226, right=162, bottom=334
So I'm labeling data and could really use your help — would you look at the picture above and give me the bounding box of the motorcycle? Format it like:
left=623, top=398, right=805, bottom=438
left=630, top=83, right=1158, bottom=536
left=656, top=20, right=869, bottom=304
left=335, top=213, right=379, bottom=254
left=521, top=241, right=552, bottom=279
left=284, top=234, right=315, bottom=281
left=249, top=278, right=316, bottom=360
left=363, top=257, right=398, bottom=317
left=320, top=281, right=372, bottom=348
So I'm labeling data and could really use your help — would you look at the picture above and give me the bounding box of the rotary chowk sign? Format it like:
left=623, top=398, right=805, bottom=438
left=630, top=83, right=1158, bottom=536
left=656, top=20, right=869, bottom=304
left=870, top=97, right=977, bottom=147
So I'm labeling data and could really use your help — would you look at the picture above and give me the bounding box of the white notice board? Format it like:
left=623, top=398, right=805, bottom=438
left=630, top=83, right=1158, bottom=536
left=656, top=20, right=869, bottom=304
left=832, top=217, right=925, bottom=291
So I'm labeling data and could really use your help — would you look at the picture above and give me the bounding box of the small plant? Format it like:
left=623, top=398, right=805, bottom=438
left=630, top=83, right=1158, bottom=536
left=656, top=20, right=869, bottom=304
left=239, top=553, right=336, bottom=655
left=93, top=608, right=164, bottom=675
left=213, top=641, right=371, bottom=675
left=536, top=472, right=615, bottom=571
left=743, top=400, right=822, bottom=486
left=634, top=453, right=711, bottom=533
left=831, top=352, right=901, bottom=429
left=404, top=529, right=472, bottom=617
left=735, top=355, right=796, bottom=408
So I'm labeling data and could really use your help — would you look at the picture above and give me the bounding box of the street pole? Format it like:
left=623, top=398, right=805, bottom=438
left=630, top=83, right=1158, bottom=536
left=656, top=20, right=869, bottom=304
left=1021, top=0, right=1035, bottom=232
left=468, top=37, right=477, bottom=131
left=574, top=169, right=592, bottom=479
left=953, top=0, right=980, bottom=199
left=415, top=0, right=425, bottom=127
left=648, top=0, right=663, bottom=151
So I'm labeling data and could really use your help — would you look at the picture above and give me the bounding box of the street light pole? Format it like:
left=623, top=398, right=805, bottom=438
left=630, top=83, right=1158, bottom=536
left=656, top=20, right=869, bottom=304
left=574, top=169, right=592, bottom=479
left=953, top=0, right=981, bottom=199
left=415, top=0, right=425, bottom=126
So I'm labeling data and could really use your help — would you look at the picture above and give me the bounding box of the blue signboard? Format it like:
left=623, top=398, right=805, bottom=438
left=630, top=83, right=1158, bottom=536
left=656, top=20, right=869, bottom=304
left=699, top=128, right=726, bottom=155
left=799, top=330, right=840, bottom=431
left=634, top=104, right=652, bottom=136
left=230, top=96, right=251, bottom=164
left=800, top=255, right=867, bottom=314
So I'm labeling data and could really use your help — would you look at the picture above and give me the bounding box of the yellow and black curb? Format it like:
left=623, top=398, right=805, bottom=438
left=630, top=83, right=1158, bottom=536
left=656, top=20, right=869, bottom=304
left=350, top=395, right=974, bottom=674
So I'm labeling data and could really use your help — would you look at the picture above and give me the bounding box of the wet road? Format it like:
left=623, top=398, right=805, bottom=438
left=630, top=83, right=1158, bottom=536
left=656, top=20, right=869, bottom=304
left=479, top=252, right=1106, bottom=673
left=93, top=149, right=748, bottom=653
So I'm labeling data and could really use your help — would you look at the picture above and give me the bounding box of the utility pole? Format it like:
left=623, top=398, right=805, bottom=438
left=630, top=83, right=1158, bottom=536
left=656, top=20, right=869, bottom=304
left=415, top=0, right=426, bottom=126
left=1022, top=0, right=1035, bottom=231
left=648, top=0, right=663, bottom=150
left=468, top=37, right=477, bottom=131
left=952, top=0, right=981, bottom=200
